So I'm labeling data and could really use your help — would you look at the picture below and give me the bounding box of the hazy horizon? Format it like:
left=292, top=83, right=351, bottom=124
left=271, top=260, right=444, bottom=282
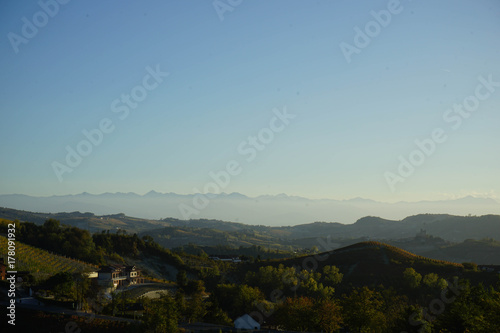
left=1, top=1, right=499, bottom=205
left=2, top=189, right=500, bottom=205
left=2, top=190, right=499, bottom=226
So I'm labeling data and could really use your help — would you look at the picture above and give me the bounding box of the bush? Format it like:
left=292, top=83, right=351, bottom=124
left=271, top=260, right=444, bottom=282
left=462, top=262, right=478, bottom=271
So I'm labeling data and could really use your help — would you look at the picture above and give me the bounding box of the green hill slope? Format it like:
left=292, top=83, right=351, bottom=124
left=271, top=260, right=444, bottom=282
left=243, top=241, right=498, bottom=292
left=0, top=234, right=98, bottom=280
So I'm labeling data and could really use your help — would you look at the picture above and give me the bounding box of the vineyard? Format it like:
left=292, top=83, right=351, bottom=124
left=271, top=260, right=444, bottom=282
left=0, top=235, right=98, bottom=280
left=361, top=241, right=464, bottom=267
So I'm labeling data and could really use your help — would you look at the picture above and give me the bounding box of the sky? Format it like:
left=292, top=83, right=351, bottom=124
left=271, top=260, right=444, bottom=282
left=1, top=0, right=499, bottom=203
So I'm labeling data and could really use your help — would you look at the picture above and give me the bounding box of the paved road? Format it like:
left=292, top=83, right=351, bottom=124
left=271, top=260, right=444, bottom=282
left=1, top=298, right=141, bottom=323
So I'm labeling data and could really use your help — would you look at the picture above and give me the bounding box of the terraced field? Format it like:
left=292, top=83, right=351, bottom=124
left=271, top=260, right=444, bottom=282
left=0, top=234, right=98, bottom=280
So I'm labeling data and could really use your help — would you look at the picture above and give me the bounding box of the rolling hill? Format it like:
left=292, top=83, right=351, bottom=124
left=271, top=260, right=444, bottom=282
left=3, top=206, right=500, bottom=243
left=245, top=241, right=499, bottom=292
left=3, top=207, right=500, bottom=264
left=420, top=238, right=500, bottom=265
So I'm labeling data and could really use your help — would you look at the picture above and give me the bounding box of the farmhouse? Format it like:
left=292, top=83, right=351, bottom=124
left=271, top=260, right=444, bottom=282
left=97, top=264, right=144, bottom=289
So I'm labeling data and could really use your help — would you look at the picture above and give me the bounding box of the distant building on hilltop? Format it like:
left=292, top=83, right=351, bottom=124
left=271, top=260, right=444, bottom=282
left=416, top=229, right=427, bottom=238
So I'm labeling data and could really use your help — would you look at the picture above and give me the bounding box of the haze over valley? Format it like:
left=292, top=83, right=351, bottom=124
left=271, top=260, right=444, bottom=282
left=1, top=191, right=499, bottom=226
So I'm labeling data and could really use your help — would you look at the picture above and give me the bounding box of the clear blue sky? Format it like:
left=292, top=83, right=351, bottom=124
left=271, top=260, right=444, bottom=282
left=1, top=0, right=499, bottom=202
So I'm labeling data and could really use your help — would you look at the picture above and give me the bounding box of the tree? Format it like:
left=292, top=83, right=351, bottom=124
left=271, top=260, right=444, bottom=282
left=322, top=265, right=343, bottom=286
left=380, top=288, right=410, bottom=331
left=74, top=273, right=94, bottom=311
left=45, top=272, right=76, bottom=300
left=315, top=298, right=343, bottom=333
left=342, top=287, right=387, bottom=333
left=245, top=265, right=297, bottom=296
left=422, top=273, right=439, bottom=288
left=397, top=305, right=433, bottom=333
left=462, top=262, right=478, bottom=271
left=175, top=291, right=187, bottom=322
left=403, top=268, right=422, bottom=288
left=211, top=284, right=264, bottom=318
left=275, top=297, right=316, bottom=332
left=234, top=284, right=265, bottom=315
left=204, top=301, right=232, bottom=326
left=43, top=219, right=60, bottom=233
left=181, top=280, right=207, bottom=323
left=184, top=279, right=205, bottom=296
left=436, top=278, right=448, bottom=290
left=143, top=294, right=179, bottom=333
left=176, top=270, right=188, bottom=288
left=142, top=235, right=155, bottom=244
left=185, top=292, right=207, bottom=323
left=63, top=227, right=96, bottom=261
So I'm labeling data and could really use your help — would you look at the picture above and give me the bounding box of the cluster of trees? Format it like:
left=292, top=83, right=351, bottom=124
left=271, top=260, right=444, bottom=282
left=139, top=266, right=500, bottom=333
left=5, top=219, right=186, bottom=269
left=272, top=287, right=410, bottom=333
left=275, top=296, right=342, bottom=333
left=10, top=219, right=98, bottom=263
left=244, top=264, right=343, bottom=298
left=204, top=264, right=408, bottom=332
left=403, top=268, right=449, bottom=290
left=143, top=273, right=214, bottom=331
left=38, top=271, right=99, bottom=312
left=433, top=282, right=500, bottom=331
left=42, top=272, right=78, bottom=300
left=199, top=262, right=500, bottom=332
left=143, top=265, right=336, bottom=330
left=143, top=294, right=179, bottom=333
left=92, top=231, right=185, bottom=268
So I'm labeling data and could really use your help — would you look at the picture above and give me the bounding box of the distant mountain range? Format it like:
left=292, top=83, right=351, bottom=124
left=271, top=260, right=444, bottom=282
left=0, top=191, right=499, bottom=226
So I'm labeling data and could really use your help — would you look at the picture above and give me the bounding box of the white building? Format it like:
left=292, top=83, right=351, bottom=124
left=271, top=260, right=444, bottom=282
left=234, top=314, right=260, bottom=330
